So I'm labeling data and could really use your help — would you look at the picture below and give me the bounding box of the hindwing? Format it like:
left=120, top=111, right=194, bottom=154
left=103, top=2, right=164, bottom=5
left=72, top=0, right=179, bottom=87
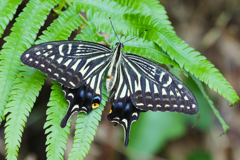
left=60, top=62, right=109, bottom=128
left=21, top=41, right=112, bottom=89
left=122, top=54, right=198, bottom=114
left=108, top=66, right=141, bottom=147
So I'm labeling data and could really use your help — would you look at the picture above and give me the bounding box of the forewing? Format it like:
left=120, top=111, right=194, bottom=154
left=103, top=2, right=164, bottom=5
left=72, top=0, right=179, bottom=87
left=108, top=66, right=141, bottom=147
left=60, top=62, right=109, bottom=128
left=21, top=40, right=112, bottom=89
left=122, top=54, right=198, bottom=115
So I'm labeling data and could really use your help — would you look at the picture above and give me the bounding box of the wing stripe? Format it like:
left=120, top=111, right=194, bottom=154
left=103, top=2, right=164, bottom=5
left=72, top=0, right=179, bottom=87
left=95, top=63, right=109, bottom=95
left=122, top=53, right=198, bottom=115
left=115, top=66, right=124, bottom=99
left=21, top=41, right=113, bottom=89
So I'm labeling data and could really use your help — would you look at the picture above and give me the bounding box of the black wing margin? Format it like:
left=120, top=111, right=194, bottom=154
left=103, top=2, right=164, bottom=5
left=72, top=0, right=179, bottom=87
left=21, top=40, right=112, bottom=89
left=122, top=54, right=198, bottom=115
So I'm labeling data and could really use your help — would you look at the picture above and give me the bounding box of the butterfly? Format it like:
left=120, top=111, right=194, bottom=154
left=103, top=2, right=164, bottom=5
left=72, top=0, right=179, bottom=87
left=20, top=21, right=198, bottom=147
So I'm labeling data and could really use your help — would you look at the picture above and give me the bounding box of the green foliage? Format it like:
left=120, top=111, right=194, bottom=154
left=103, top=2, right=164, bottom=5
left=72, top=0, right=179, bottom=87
left=1, top=0, right=59, bottom=159
left=186, top=150, right=212, bottom=160
left=4, top=67, right=46, bottom=160
left=0, top=0, right=238, bottom=159
left=110, top=34, right=181, bottom=69
left=129, top=112, right=186, bottom=159
left=68, top=21, right=109, bottom=160
left=191, top=75, right=229, bottom=133
left=44, top=81, right=71, bottom=160
left=36, top=6, right=84, bottom=160
left=68, top=83, right=108, bottom=160
left=88, top=11, right=239, bottom=105
left=113, top=0, right=174, bottom=31
left=0, top=0, right=58, bottom=125
left=0, top=0, right=23, bottom=37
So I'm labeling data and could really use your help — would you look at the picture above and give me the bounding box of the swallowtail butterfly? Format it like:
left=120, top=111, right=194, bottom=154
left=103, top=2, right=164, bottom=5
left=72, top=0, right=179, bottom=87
left=20, top=20, right=198, bottom=147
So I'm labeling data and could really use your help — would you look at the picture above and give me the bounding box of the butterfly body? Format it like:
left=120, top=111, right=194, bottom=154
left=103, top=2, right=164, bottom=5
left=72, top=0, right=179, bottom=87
left=21, top=39, right=198, bottom=147
left=106, top=42, right=123, bottom=92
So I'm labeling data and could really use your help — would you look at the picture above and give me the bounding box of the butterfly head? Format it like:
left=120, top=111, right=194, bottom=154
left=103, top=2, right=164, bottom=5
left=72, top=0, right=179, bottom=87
left=115, top=42, right=124, bottom=48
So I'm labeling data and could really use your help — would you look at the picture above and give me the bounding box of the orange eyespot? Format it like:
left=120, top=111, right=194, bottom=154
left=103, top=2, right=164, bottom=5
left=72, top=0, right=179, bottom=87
left=109, top=109, right=112, bottom=114
left=92, top=103, right=99, bottom=108
left=107, top=76, right=114, bottom=79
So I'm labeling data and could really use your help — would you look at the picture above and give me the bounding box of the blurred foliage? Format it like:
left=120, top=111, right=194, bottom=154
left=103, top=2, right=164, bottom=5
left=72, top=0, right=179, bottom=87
left=186, top=150, right=212, bottom=160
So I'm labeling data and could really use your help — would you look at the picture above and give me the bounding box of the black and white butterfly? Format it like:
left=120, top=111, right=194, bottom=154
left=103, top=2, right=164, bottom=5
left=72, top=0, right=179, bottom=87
left=20, top=26, right=198, bottom=147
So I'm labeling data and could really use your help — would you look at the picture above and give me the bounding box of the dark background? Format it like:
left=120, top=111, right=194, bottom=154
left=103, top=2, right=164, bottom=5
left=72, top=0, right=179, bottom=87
left=0, top=0, right=240, bottom=159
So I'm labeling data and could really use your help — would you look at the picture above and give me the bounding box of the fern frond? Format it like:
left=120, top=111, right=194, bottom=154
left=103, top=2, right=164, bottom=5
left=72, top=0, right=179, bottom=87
left=88, top=12, right=239, bottom=104
left=68, top=88, right=108, bottom=160
left=191, top=75, right=229, bottom=133
left=113, top=0, right=173, bottom=30
left=150, top=28, right=239, bottom=105
left=34, top=6, right=84, bottom=160
left=0, top=0, right=59, bottom=124
left=1, top=0, right=60, bottom=159
left=4, top=67, right=46, bottom=160
left=67, top=22, right=109, bottom=160
left=44, top=81, right=71, bottom=160
left=0, top=0, right=22, bottom=37
left=36, top=5, right=83, bottom=44
left=110, top=34, right=180, bottom=69
left=76, top=22, right=105, bottom=42
left=70, top=0, right=138, bottom=14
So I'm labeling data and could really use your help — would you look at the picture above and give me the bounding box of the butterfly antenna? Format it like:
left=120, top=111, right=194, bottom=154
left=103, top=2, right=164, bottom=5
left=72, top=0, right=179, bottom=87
left=122, top=30, right=147, bottom=44
left=109, top=17, right=120, bottom=42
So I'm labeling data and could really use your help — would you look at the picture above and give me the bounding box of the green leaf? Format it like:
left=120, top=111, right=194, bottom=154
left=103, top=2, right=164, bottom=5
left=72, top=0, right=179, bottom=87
left=113, top=0, right=174, bottom=30
left=68, top=83, right=108, bottom=160
left=110, top=34, right=181, bottom=69
left=4, top=67, right=46, bottom=160
left=35, top=6, right=84, bottom=160
left=0, top=0, right=59, bottom=124
left=36, top=5, right=83, bottom=44
left=2, top=0, right=59, bottom=159
left=186, top=150, right=212, bottom=160
left=191, top=75, right=229, bottom=134
left=0, top=0, right=23, bottom=37
left=128, top=112, right=186, bottom=159
left=88, top=11, right=239, bottom=105
left=68, top=21, right=109, bottom=160
left=70, top=0, right=137, bottom=14
left=76, top=22, right=105, bottom=42
left=44, top=81, right=71, bottom=160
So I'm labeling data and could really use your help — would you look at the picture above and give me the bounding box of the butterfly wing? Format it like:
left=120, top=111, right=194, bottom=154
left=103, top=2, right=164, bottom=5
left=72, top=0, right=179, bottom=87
left=108, top=66, right=141, bottom=147
left=60, top=61, right=109, bottom=128
left=121, top=53, right=198, bottom=114
left=21, top=40, right=112, bottom=89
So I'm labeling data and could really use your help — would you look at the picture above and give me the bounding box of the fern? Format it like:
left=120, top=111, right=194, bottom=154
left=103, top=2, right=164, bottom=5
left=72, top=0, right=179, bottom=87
left=88, top=11, right=239, bottom=105
left=110, top=34, right=181, bottom=69
left=66, top=21, right=109, bottom=159
left=0, top=0, right=23, bottom=37
left=4, top=68, right=46, bottom=160
left=71, top=0, right=138, bottom=14
left=0, top=0, right=239, bottom=159
left=2, top=0, right=60, bottom=159
left=68, top=84, right=108, bottom=159
left=35, top=6, right=84, bottom=159
left=0, top=0, right=59, bottom=125
left=44, top=81, right=71, bottom=160
left=191, top=75, right=229, bottom=134
left=113, top=0, right=174, bottom=31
